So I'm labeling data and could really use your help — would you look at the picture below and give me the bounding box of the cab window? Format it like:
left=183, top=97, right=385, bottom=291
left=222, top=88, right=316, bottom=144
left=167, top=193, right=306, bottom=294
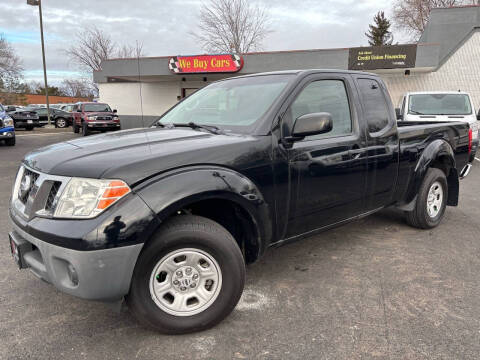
left=287, top=79, right=352, bottom=140
left=357, top=78, right=390, bottom=133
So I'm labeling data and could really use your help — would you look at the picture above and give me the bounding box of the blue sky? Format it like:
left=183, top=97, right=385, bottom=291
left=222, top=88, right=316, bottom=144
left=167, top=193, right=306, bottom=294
left=0, top=0, right=402, bottom=86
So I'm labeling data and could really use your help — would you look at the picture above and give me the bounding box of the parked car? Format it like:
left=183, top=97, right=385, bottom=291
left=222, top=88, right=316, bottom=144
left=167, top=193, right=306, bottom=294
left=9, top=109, right=40, bottom=130
left=59, top=103, right=75, bottom=113
left=8, top=70, right=473, bottom=334
left=72, top=102, right=120, bottom=135
left=31, top=107, right=73, bottom=128
left=397, top=91, right=479, bottom=162
left=0, top=103, right=15, bottom=145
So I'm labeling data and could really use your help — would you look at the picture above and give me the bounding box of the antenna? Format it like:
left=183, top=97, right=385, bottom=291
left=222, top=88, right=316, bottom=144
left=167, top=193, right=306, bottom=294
left=136, top=40, right=145, bottom=128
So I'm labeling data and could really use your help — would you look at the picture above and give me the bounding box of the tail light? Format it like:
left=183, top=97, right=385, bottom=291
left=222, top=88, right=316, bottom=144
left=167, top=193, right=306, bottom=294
left=468, top=128, right=472, bottom=154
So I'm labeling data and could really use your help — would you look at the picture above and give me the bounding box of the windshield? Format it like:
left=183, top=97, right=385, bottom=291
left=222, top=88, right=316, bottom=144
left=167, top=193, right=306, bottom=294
left=84, top=103, right=112, bottom=112
left=158, top=75, right=293, bottom=132
left=409, top=94, right=472, bottom=115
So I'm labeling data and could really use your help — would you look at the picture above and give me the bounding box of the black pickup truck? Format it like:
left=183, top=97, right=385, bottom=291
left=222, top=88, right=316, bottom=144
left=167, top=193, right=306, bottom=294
left=8, top=70, right=472, bottom=334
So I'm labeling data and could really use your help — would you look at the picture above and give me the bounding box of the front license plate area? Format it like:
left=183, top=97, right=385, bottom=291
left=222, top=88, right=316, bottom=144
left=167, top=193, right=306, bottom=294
left=8, top=232, right=32, bottom=269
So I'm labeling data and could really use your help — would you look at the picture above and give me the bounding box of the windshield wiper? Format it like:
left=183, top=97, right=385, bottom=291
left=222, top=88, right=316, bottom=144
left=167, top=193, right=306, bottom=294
left=171, top=122, right=224, bottom=135
left=409, top=110, right=425, bottom=115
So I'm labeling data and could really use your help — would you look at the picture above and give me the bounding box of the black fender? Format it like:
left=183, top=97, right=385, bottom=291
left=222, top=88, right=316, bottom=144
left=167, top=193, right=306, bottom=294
left=134, top=165, right=272, bottom=258
left=402, top=139, right=458, bottom=208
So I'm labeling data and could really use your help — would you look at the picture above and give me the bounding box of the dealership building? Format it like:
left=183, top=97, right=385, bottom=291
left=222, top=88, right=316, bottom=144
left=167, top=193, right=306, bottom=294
left=94, top=5, right=480, bottom=128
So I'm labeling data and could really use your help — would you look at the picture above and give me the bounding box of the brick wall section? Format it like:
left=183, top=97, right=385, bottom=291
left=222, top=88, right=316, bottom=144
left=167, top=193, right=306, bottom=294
left=22, top=94, right=89, bottom=105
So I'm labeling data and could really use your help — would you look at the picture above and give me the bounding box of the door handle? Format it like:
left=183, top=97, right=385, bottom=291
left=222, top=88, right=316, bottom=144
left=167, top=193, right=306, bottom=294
left=348, top=149, right=364, bottom=160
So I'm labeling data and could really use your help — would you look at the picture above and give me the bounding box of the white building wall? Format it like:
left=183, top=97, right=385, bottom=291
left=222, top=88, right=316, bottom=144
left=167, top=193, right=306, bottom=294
left=381, top=31, right=480, bottom=109
left=98, top=80, right=214, bottom=117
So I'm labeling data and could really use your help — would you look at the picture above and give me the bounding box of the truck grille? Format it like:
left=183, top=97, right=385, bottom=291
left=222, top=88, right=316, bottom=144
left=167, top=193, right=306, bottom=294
left=12, top=165, right=70, bottom=219
left=96, top=116, right=112, bottom=120
left=18, top=168, right=40, bottom=204
left=45, top=181, right=62, bottom=211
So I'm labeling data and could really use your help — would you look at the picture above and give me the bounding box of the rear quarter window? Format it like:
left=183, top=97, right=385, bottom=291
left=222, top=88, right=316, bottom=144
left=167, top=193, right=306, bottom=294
left=357, top=78, right=390, bottom=133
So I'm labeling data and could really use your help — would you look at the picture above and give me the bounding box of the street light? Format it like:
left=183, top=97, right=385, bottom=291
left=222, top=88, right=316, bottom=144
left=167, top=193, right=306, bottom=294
left=27, top=0, right=53, bottom=128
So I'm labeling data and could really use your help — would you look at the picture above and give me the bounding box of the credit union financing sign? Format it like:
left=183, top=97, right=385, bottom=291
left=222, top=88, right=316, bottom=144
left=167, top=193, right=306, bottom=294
left=348, top=45, right=417, bottom=70
left=168, top=54, right=244, bottom=73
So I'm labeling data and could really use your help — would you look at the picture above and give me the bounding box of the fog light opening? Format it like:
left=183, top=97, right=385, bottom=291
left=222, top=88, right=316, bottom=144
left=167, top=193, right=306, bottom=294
left=67, top=263, right=79, bottom=286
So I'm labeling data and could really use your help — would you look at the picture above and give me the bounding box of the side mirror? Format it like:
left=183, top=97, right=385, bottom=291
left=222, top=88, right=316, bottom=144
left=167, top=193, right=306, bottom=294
left=395, top=108, right=403, bottom=120
left=291, top=112, right=333, bottom=139
left=477, top=110, right=480, bottom=121
left=113, top=109, right=117, bottom=113
left=76, top=109, right=82, bottom=112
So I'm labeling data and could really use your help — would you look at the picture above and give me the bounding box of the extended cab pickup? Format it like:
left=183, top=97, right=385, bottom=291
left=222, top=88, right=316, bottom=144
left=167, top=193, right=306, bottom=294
left=8, top=70, right=472, bottom=334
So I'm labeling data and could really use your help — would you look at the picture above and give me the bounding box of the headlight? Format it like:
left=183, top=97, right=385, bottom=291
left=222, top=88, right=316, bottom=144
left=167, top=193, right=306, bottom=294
left=113, top=116, right=119, bottom=120
left=87, top=116, right=97, bottom=120
left=3, top=116, right=13, bottom=127
left=54, top=178, right=131, bottom=219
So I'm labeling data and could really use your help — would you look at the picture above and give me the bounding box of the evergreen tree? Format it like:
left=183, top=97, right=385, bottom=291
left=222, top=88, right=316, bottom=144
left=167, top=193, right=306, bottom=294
left=365, top=11, right=393, bottom=46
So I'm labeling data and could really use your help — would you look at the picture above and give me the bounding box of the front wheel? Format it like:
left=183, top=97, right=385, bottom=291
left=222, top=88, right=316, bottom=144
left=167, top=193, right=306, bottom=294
left=82, top=122, right=90, bottom=136
left=126, top=215, right=245, bottom=334
left=406, top=168, right=448, bottom=229
left=5, top=137, right=15, bottom=146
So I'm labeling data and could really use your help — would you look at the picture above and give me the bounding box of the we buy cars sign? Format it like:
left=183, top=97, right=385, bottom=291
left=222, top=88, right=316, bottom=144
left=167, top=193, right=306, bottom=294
left=169, top=54, right=243, bottom=73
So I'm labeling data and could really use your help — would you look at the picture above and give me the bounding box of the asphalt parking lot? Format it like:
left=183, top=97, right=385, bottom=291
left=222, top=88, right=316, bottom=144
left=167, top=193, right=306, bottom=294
left=1, top=131, right=480, bottom=360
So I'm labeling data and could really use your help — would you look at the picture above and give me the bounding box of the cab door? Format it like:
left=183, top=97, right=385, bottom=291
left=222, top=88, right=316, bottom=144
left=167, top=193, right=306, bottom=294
left=354, top=76, right=399, bottom=210
left=280, top=74, right=369, bottom=238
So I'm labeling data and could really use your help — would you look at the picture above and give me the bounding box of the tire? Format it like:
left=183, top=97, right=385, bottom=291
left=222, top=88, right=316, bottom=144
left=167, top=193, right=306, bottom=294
left=26, top=126, right=34, bottom=131
left=82, top=122, right=90, bottom=136
left=126, top=215, right=245, bottom=334
left=56, top=118, right=67, bottom=128
left=406, top=168, right=448, bottom=229
left=5, top=137, right=15, bottom=146
left=73, top=123, right=79, bottom=133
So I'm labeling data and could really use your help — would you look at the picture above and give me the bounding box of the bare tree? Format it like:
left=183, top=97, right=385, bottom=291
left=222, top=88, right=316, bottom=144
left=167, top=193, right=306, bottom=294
left=191, top=0, right=271, bottom=53
left=60, top=78, right=96, bottom=98
left=66, top=26, right=145, bottom=72
left=393, top=0, right=469, bottom=39
left=0, top=34, right=23, bottom=89
left=66, top=26, right=116, bottom=72
left=116, top=42, right=144, bottom=59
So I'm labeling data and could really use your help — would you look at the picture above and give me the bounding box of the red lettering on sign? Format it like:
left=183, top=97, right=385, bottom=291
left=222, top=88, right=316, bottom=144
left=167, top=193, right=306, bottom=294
left=169, top=54, right=243, bottom=73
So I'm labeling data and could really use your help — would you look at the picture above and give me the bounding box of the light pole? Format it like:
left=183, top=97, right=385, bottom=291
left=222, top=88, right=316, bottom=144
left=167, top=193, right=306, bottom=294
left=27, top=0, right=52, bottom=128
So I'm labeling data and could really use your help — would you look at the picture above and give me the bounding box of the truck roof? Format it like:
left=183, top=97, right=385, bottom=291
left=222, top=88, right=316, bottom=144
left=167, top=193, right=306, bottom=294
left=221, top=69, right=379, bottom=80
left=405, top=91, right=471, bottom=96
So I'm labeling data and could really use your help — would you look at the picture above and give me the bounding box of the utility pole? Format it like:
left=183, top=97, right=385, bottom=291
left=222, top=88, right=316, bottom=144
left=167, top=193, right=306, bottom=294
left=27, top=0, right=53, bottom=127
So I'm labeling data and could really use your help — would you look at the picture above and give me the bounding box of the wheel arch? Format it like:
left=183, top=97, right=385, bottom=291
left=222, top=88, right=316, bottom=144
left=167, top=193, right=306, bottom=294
left=403, top=139, right=458, bottom=207
left=135, top=166, right=272, bottom=263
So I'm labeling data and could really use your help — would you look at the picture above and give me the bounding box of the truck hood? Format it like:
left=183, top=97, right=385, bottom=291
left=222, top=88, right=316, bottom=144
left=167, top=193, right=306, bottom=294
left=23, top=127, right=261, bottom=185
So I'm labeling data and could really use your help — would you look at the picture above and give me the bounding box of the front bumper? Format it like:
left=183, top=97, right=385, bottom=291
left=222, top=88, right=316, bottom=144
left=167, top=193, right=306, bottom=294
left=0, top=127, right=15, bottom=139
left=86, top=122, right=121, bottom=131
left=9, top=221, right=143, bottom=301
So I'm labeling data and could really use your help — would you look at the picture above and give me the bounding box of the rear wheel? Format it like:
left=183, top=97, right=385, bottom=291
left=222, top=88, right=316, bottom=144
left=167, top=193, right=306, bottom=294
left=26, top=126, right=34, bottom=131
left=406, top=168, right=447, bottom=229
left=126, top=215, right=245, bottom=334
left=56, top=117, right=67, bottom=128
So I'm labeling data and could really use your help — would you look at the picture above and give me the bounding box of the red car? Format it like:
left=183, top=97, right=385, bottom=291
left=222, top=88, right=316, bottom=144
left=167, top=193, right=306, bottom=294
left=72, top=102, right=121, bottom=136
